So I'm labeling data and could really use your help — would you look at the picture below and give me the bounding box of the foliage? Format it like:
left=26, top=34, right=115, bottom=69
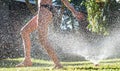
left=82, top=0, right=110, bottom=35
left=25, top=0, right=120, bottom=35
left=52, top=0, right=115, bottom=35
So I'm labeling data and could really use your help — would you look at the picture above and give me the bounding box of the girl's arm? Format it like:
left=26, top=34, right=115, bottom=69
left=61, top=0, right=84, bottom=21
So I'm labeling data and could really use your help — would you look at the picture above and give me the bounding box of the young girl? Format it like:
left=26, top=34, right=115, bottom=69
left=16, top=0, right=84, bottom=69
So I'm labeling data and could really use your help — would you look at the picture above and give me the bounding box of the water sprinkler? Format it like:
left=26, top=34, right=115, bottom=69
left=94, top=63, right=99, bottom=66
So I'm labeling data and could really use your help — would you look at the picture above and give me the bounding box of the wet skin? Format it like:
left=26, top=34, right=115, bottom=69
left=16, top=0, right=84, bottom=69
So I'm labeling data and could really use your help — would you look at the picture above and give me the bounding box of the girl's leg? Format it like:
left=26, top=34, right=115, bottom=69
left=16, top=15, right=38, bottom=67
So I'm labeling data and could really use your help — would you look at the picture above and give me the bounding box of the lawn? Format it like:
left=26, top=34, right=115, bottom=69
left=0, top=58, right=120, bottom=71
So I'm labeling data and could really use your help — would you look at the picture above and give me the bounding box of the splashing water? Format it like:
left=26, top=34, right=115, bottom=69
left=47, top=11, right=120, bottom=65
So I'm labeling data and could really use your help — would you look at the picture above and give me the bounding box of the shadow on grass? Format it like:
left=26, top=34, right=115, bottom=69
left=0, top=58, right=90, bottom=68
left=0, top=58, right=120, bottom=70
left=69, top=67, right=120, bottom=70
left=0, top=59, right=52, bottom=68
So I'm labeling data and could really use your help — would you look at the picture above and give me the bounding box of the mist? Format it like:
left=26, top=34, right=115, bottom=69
left=48, top=12, right=120, bottom=64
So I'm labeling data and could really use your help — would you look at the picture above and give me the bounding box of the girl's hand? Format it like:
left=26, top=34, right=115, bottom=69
left=73, top=12, right=85, bottom=21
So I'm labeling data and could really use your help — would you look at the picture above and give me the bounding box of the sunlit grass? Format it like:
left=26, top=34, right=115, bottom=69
left=0, top=58, right=120, bottom=71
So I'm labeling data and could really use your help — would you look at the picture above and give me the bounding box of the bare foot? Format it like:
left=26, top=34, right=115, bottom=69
left=16, top=59, right=32, bottom=67
left=53, top=64, right=63, bottom=69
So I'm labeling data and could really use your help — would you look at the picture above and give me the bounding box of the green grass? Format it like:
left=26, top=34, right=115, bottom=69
left=0, top=58, right=120, bottom=71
